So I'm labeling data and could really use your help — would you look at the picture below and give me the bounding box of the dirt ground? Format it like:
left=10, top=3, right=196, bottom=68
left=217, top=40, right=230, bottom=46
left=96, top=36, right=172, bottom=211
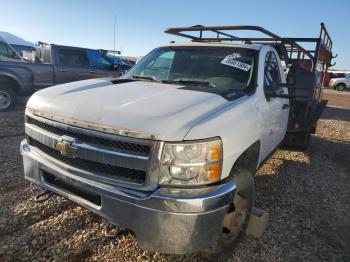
left=0, top=93, right=349, bottom=261
left=323, top=89, right=350, bottom=109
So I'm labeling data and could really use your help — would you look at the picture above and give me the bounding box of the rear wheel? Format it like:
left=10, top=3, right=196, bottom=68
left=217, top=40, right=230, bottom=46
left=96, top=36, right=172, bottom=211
left=335, top=83, right=346, bottom=91
left=218, top=169, right=255, bottom=255
left=0, top=87, right=15, bottom=111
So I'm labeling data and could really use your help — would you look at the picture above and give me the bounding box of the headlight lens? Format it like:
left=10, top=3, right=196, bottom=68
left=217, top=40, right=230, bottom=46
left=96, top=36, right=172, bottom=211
left=159, top=138, right=222, bottom=185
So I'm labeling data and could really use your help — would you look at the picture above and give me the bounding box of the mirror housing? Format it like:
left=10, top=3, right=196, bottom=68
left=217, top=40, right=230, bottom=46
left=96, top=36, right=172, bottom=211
left=265, top=82, right=282, bottom=97
left=112, top=63, right=119, bottom=71
left=265, top=82, right=292, bottom=99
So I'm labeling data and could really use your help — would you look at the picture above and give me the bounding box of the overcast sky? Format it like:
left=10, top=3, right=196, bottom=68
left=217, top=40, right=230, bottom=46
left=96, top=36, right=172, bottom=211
left=1, top=0, right=349, bottom=69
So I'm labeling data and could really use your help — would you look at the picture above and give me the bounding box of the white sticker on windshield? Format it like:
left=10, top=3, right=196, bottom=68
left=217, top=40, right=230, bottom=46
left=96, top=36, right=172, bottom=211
left=221, top=55, right=251, bottom=71
left=225, top=53, right=241, bottom=59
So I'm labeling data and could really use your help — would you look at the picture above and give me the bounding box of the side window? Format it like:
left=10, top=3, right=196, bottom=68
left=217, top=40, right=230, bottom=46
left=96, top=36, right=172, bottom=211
left=86, top=50, right=112, bottom=70
left=264, top=51, right=281, bottom=93
left=0, top=41, right=19, bottom=59
left=0, top=42, right=9, bottom=56
left=58, top=49, right=89, bottom=66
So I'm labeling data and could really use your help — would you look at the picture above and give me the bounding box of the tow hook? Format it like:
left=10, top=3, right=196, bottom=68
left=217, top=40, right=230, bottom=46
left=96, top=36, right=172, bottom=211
left=35, top=190, right=54, bottom=203
left=246, top=207, right=269, bottom=238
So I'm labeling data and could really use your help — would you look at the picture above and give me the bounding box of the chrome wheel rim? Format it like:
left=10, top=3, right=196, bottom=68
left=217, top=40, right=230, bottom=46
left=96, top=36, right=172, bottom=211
left=222, top=190, right=249, bottom=242
left=0, top=91, right=11, bottom=110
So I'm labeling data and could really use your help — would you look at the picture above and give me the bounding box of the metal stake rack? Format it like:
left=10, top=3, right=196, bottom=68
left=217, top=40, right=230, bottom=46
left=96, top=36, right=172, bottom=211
left=165, top=24, right=335, bottom=79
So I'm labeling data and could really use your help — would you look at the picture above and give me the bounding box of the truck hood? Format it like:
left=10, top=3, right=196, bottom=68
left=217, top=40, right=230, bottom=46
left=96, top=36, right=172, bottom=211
left=27, top=79, right=230, bottom=141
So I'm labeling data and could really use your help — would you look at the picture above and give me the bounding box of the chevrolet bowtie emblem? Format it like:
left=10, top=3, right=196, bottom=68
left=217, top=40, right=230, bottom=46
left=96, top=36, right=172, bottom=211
left=55, top=136, right=78, bottom=158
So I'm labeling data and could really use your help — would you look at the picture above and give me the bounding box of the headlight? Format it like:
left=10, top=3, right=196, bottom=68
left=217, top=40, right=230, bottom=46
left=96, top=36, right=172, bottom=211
left=159, top=138, right=222, bottom=186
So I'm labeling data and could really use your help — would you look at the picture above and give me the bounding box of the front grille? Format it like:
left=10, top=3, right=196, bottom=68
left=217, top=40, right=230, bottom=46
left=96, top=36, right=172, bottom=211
left=27, top=117, right=150, bottom=157
left=28, top=137, right=146, bottom=184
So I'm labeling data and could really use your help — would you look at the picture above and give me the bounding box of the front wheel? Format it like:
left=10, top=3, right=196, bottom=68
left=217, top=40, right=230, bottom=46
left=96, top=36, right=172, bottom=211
left=0, top=87, right=16, bottom=111
left=335, top=83, right=346, bottom=91
left=216, top=169, right=255, bottom=255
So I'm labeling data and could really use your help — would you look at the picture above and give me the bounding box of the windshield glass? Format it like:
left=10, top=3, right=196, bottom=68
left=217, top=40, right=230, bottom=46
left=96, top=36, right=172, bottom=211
left=125, top=46, right=257, bottom=94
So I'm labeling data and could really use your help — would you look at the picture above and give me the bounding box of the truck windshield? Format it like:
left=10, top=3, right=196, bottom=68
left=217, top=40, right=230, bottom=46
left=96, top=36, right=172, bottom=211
left=125, top=46, right=257, bottom=94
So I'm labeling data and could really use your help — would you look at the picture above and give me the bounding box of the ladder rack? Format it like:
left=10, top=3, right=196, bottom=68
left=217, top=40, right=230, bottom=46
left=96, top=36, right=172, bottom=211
left=164, top=23, right=335, bottom=74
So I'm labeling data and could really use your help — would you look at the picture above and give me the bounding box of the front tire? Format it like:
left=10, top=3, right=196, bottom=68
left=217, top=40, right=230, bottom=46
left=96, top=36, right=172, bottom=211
left=0, top=86, right=15, bottom=111
left=216, top=168, right=255, bottom=256
left=335, top=83, right=346, bottom=91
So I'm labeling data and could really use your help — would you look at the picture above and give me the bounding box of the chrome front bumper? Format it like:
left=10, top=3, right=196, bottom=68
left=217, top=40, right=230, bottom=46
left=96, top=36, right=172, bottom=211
left=21, top=139, right=236, bottom=254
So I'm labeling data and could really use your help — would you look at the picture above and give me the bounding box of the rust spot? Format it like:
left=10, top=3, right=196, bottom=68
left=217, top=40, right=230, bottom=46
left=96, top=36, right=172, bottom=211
left=26, top=107, right=156, bottom=140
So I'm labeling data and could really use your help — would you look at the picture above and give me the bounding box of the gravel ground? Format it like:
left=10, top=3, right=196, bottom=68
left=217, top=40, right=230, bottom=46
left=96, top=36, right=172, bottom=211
left=0, top=105, right=349, bottom=262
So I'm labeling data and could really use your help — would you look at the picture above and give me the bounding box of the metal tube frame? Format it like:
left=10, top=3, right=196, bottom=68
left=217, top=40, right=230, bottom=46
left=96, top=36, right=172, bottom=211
left=164, top=24, right=334, bottom=73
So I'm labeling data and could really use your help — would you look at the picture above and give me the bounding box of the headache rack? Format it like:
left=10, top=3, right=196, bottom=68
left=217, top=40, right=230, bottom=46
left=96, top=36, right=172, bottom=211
left=165, top=24, right=336, bottom=148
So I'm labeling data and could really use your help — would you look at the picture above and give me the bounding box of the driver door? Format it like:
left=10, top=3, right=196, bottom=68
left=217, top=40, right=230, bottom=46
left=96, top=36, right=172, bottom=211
left=260, top=51, right=289, bottom=158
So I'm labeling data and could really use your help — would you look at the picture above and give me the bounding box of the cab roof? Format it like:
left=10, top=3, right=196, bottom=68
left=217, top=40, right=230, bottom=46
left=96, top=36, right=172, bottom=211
left=161, top=41, right=263, bottom=50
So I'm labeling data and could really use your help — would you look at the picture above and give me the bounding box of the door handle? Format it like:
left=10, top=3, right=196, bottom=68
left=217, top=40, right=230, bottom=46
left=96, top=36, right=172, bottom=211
left=89, top=70, right=96, bottom=73
left=282, top=104, right=289, bottom=110
left=59, top=68, right=67, bottom=72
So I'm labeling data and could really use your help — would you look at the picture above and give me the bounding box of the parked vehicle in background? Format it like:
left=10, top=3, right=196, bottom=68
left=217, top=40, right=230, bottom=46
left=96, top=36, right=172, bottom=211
left=10, top=44, right=36, bottom=55
left=120, top=56, right=137, bottom=66
left=0, top=31, right=36, bottom=58
left=0, top=43, right=123, bottom=111
left=329, top=74, right=350, bottom=91
left=0, top=36, right=24, bottom=61
left=105, top=54, right=133, bottom=73
left=103, top=51, right=138, bottom=73
left=21, top=23, right=334, bottom=255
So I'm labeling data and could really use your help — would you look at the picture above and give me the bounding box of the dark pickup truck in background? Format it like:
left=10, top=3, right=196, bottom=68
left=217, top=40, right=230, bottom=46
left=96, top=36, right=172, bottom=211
left=0, top=41, right=124, bottom=111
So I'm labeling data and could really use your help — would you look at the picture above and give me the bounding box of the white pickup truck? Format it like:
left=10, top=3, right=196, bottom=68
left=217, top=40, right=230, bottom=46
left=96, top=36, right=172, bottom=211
left=21, top=24, right=333, bottom=255
left=329, top=74, right=350, bottom=91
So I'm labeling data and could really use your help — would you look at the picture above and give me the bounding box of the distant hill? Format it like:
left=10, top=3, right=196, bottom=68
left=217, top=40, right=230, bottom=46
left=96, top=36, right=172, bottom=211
left=0, top=31, right=36, bottom=48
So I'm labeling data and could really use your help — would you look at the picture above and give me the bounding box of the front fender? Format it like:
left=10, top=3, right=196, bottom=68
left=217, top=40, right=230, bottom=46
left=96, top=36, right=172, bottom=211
left=0, top=64, right=33, bottom=94
left=184, top=95, right=262, bottom=180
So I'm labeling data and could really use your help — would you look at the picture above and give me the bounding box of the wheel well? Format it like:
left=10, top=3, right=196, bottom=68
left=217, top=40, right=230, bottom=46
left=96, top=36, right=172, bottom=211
left=232, top=141, right=261, bottom=174
left=0, top=76, right=21, bottom=94
left=336, top=82, right=346, bottom=86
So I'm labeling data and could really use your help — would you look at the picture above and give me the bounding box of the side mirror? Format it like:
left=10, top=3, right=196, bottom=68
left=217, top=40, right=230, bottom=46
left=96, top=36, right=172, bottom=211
left=265, top=82, right=282, bottom=97
left=112, top=63, right=119, bottom=71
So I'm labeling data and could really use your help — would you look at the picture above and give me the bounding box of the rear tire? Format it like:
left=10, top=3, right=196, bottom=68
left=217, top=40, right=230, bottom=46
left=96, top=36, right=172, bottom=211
left=0, top=86, right=16, bottom=111
left=335, top=83, right=346, bottom=91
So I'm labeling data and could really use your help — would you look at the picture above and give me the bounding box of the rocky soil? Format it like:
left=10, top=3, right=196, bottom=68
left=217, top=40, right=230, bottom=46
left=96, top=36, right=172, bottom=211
left=0, top=106, right=349, bottom=261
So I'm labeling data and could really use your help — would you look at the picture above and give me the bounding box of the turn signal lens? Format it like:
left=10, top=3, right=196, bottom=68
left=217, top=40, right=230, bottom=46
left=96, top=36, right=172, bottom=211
left=209, top=162, right=221, bottom=180
left=210, top=141, right=222, bottom=161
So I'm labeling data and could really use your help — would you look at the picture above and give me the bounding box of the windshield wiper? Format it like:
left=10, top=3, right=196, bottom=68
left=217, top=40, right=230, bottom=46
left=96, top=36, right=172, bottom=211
left=164, top=79, right=217, bottom=88
left=132, top=75, right=162, bottom=83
